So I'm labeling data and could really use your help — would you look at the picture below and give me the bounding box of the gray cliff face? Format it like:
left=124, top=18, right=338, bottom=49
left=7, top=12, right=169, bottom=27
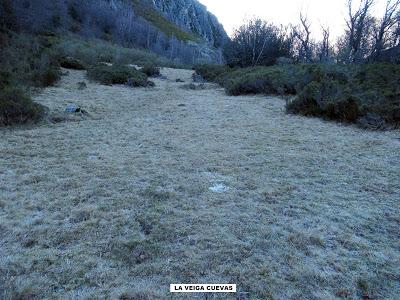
left=149, top=0, right=228, bottom=48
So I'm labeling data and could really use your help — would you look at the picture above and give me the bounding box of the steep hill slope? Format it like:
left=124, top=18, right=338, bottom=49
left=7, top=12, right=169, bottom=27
left=2, top=0, right=228, bottom=64
left=142, top=0, right=228, bottom=48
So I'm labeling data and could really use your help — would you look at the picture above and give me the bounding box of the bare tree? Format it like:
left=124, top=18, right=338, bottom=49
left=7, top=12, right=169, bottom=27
left=371, top=0, right=400, bottom=59
left=292, top=13, right=313, bottom=62
left=345, top=0, right=375, bottom=62
left=317, top=26, right=331, bottom=62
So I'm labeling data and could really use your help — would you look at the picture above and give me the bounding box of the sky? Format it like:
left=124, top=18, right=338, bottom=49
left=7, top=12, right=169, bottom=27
left=199, top=0, right=388, bottom=40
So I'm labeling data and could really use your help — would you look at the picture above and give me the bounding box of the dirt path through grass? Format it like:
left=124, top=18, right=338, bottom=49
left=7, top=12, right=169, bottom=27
left=1, top=68, right=399, bottom=299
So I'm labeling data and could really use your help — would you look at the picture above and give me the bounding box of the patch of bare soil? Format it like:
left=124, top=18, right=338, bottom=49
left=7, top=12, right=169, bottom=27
left=0, top=68, right=399, bottom=299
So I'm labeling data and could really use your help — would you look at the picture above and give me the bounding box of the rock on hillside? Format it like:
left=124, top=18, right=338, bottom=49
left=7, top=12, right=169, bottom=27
left=148, top=0, right=228, bottom=48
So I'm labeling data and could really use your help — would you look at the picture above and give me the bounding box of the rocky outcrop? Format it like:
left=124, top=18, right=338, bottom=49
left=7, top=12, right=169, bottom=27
left=148, top=0, right=228, bottom=48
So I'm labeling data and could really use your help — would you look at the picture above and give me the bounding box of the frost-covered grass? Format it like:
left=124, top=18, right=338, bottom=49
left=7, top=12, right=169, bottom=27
left=0, top=69, right=399, bottom=299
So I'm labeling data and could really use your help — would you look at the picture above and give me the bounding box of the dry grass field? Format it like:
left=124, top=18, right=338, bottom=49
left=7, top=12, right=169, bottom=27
left=0, top=68, right=399, bottom=299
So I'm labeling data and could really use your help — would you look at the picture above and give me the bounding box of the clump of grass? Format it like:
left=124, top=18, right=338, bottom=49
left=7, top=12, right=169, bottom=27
left=87, top=64, right=150, bottom=86
left=140, top=64, right=160, bottom=77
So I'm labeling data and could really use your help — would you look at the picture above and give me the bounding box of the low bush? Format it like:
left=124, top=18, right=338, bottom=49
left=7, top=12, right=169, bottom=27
left=0, top=86, right=45, bottom=126
left=221, top=66, right=301, bottom=96
left=141, top=64, right=160, bottom=77
left=59, top=56, right=86, bottom=70
left=193, top=64, right=231, bottom=82
left=196, top=63, right=400, bottom=127
left=1, top=33, right=62, bottom=88
left=87, top=64, right=149, bottom=86
left=0, top=32, right=60, bottom=126
left=287, top=81, right=360, bottom=122
left=287, top=64, right=399, bottom=125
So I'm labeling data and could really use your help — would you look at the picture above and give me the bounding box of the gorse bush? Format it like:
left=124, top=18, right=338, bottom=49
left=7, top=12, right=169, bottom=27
left=87, top=64, right=150, bottom=86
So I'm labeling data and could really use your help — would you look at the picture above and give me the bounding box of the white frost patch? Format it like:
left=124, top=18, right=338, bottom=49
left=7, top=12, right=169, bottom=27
left=209, top=183, right=229, bottom=193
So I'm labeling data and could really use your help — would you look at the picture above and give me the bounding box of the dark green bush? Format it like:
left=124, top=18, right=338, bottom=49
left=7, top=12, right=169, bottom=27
left=59, top=56, right=86, bottom=70
left=222, top=66, right=301, bottom=96
left=0, top=32, right=60, bottom=126
left=193, top=64, right=231, bottom=82
left=287, top=81, right=360, bottom=122
left=141, top=64, right=160, bottom=77
left=87, top=64, right=149, bottom=86
left=1, top=33, right=61, bottom=88
left=286, top=64, right=399, bottom=125
left=204, top=62, right=399, bottom=127
left=0, top=87, right=45, bottom=126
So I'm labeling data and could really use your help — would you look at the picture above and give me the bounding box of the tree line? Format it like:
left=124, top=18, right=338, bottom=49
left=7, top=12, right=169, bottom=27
left=224, top=0, right=400, bottom=67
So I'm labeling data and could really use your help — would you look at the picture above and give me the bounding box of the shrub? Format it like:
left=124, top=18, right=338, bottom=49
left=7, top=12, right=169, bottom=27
left=59, top=56, right=85, bottom=70
left=205, top=62, right=399, bottom=127
left=287, top=81, right=360, bottom=122
left=193, top=64, right=231, bottom=82
left=87, top=64, right=149, bottom=86
left=221, top=66, right=300, bottom=96
left=0, top=87, right=45, bottom=126
left=1, top=33, right=61, bottom=88
left=141, top=64, right=160, bottom=77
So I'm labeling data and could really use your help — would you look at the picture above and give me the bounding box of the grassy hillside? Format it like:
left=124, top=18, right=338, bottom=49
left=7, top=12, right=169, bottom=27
left=131, top=0, right=198, bottom=42
left=0, top=30, right=176, bottom=127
